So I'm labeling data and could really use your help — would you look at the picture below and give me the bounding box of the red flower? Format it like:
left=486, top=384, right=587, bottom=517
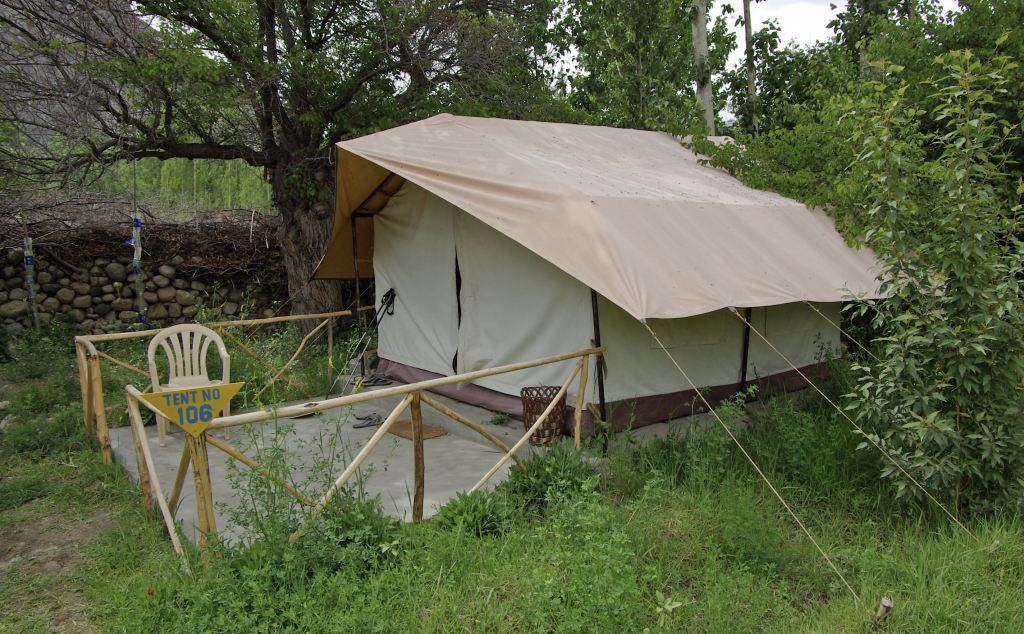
left=147, top=586, right=153, bottom=596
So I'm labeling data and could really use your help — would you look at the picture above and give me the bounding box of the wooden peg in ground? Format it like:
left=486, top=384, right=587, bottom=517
left=875, top=597, right=893, bottom=627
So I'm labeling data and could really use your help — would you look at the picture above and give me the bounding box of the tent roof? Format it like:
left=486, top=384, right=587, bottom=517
left=314, top=114, right=881, bottom=321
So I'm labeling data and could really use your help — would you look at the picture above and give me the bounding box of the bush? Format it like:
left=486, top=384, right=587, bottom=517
left=498, top=439, right=595, bottom=511
left=433, top=489, right=508, bottom=537
left=844, top=53, right=1024, bottom=514
left=1, top=322, right=76, bottom=380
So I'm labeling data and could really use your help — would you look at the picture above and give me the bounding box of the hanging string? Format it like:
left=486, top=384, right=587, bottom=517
left=132, top=158, right=145, bottom=323
left=644, top=322, right=866, bottom=609
left=729, top=308, right=979, bottom=543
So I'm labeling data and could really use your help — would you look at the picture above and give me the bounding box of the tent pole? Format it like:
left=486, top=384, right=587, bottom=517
left=351, top=213, right=365, bottom=329
left=590, top=289, right=606, bottom=422
left=739, top=307, right=752, bottom=394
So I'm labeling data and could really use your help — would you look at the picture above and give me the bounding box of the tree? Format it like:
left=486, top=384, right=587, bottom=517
left=741, top=0, right=760, bottom=134
left=0, top=0, right=562, bottom=322
left=559, top=0, right=733, bottom=133
left=560, top=0, right=696, bottom=131
left=690, top=0, right=714, bottom=133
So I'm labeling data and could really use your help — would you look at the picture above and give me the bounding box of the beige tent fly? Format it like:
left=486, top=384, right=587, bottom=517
left=313, top=114, right=882, bottom=433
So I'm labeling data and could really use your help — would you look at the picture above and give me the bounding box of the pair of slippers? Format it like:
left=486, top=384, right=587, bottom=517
left=351, top=373, right=394, bottom=428
left=359, top=373, right=392, bottom=387
left=353, top=412, right=384, bottom=429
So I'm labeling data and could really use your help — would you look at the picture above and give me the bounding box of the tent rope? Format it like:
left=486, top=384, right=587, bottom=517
left=730, top=309, right=979, bottom=543
left=644, top=323, right=865, bottom=610
left=803, top=302, right=882, bottom=365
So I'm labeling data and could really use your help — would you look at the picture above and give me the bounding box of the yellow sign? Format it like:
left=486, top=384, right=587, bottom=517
left=141, top=383, right=244, bottom=438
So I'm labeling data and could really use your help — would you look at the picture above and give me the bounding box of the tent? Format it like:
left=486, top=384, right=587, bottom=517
left=313, top=114, right=881, bottom=434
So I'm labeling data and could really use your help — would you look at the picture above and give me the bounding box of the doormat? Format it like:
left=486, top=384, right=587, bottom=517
left=388, top=419, right=448, bottom=441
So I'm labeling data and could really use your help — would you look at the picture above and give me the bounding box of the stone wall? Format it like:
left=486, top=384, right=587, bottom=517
left=0, top=248, right=288, bottom=336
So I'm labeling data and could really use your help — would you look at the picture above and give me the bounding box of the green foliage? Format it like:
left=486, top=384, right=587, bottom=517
left=0, top=476, right=52, bottom=512
left=0, top=408, right=85, bottom=458
left=485, top=412, right=514, bottom=427
left=845, top=52, right=1024, bottom=514
left=1, top=323, right=76, bottom=381
left=498, top=439, right=595, bottom=510
left=559, top=0, right=735, bottom=133
left=92, top=157, right=272, bottom=212
left=433, top=489, right=509, bottom=537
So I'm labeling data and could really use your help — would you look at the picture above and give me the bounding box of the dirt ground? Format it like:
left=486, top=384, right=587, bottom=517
left=0, top=502, right=117, bottom=633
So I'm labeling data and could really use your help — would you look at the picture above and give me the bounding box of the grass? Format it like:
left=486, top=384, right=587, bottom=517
left=1, top=328, right=1021, bottom=632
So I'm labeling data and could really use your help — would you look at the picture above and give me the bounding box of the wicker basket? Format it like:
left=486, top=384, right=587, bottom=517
left=520, top=386, right=566, bottom=447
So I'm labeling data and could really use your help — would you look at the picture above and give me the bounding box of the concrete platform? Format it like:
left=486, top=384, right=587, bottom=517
left=109, top=380, right=529, bottom=544
left=109, top=376, right=785, bottom=544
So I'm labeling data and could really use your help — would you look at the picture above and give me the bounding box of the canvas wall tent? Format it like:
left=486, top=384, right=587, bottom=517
left=313, top=114, right=882, bottom=434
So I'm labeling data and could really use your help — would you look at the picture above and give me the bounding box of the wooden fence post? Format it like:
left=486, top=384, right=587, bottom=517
left=574, top=354, right=589, bottom=449
left=76, top=342, right=95, bottom=440
left=167, top=444, right=192, bottom=516
left=186, top=432, right=217, bottom=554
left=327, top=316, right=334, bottom=387
left=125, top=392, right=187, bottom=561
left=87, top=356, right=112, bottom=464
left=126, top=394, right=154, bottom=512
left=411, top=392, right=424, bottom=523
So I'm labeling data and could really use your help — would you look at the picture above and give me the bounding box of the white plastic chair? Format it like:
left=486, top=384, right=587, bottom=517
left=148, top=324, right=232, bottom=446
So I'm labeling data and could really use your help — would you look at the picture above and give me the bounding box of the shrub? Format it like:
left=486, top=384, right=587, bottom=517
left=498, top=439, right=595, bottom=510
left=433, top=489, right=508, bottom=537
left=845, top=52, right=1024, bottom=514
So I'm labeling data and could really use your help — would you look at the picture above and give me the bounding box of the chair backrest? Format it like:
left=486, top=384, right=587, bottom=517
left=148, top=324, right=230, bottom=388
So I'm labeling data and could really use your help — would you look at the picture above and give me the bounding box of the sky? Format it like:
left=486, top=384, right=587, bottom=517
left=723, top=0, right=963, bottom=71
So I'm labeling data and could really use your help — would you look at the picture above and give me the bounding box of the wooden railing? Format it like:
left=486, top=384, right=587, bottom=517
left=123, top=346, right=603, bottom=560
left=73, top=310, right=352, bottom=463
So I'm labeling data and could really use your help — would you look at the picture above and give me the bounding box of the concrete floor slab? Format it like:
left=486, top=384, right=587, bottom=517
left=109, top=376, right=790, bottom=544
left=109, top=384, right=516, bottom=544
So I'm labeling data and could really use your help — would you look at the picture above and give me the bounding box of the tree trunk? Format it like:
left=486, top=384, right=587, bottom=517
left=691, top=0, right=715, bottom=135
left=743, top=0, right=759, bottom=135
left=272, top=163, right=345, bottom=334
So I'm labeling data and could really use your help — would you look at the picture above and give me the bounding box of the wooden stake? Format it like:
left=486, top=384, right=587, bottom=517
left=185, top=431, right=217, bottom=553
left=327, top=316, right=334, bottom=387
left=167, top=443, right=191, bottom=516
left=289, top=393, right=413, bottom=544
left=126, top=392, right=187, bottom=560
left=574, top=354, right=589, bottom=449
left=126, top=394, right=154, bottom=513
left=419, top=393, right=527, bottom=474
left=88, top=356, right=112, bottom=465
left=411, top=392, right=424, bottom=523
left=76, top=342, right=95, bottom=440
left=470, top=360, right=583, bottom=493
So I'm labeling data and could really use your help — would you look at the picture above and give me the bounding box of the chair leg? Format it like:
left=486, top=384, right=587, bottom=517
left=158, top=414, right=167, bottom=447
left=223, top=405, right=230, bottom=441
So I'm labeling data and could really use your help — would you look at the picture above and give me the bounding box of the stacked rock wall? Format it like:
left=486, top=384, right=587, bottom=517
left=0, top=247, right=288, bottom=336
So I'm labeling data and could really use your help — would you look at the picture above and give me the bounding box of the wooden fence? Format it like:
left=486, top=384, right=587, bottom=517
left=122, top=346, right=602, bottom=559
left=73, top=310, right=353, bottom=464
